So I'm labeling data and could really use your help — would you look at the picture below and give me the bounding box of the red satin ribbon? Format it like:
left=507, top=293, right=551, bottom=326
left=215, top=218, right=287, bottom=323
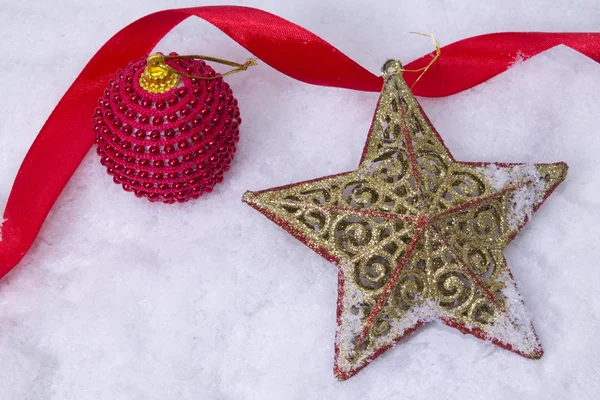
left=0, top=5, right=599, bottom=279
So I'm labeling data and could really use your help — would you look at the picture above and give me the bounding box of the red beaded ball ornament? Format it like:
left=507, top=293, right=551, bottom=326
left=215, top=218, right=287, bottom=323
left=93, top=52, right=241, bottom=203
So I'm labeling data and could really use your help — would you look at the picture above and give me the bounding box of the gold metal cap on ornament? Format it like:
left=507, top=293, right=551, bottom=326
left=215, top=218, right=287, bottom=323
left=139, top=53, right=180, bottom=93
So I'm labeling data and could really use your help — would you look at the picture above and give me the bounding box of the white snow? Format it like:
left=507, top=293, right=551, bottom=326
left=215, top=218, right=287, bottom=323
left=486, top=272, right=541, bottom=355
left=0, top=0, right=599, bottom=399
left=477, top=163, right=546, bottom=229
left=335, top=262, right=368, bottom=372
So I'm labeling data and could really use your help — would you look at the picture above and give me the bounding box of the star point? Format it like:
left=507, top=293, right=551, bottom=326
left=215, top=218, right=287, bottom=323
left=243, top=60, right=567, bottom=380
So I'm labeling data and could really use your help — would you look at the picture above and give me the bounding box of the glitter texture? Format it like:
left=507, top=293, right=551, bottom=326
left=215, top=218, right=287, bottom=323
left=242, top=59, right=567, bottom=380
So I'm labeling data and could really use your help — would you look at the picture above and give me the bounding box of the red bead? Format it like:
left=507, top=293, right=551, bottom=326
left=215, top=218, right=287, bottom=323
left=169, top=158, right=180, bottom=167
left=150, top=130, right=161, bottom=140
left=165, top=128, right=176, bottom=138
left=153, top=116, right=163, bottom=125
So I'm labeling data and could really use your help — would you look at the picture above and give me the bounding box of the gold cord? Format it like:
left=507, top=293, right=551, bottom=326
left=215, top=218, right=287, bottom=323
left=139, top=53, right=257, bottom=93
left=395, top=32, right=441, bottom=90
left=161, top=54, right=258, bottom=80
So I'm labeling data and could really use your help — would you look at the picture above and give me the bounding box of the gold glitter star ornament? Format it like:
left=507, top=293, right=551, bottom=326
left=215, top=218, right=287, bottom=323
left=243, top=60, right=567, bottom=380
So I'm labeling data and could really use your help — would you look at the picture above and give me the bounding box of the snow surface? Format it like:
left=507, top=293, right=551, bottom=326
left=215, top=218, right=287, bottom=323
left=1, top=0, right=600, bottom=399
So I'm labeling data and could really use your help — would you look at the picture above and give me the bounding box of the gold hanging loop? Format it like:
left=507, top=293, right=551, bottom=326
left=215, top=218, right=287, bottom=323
left=393, top=32, right=441, bottom=90
left=139, top=53, right=257, bottom=94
